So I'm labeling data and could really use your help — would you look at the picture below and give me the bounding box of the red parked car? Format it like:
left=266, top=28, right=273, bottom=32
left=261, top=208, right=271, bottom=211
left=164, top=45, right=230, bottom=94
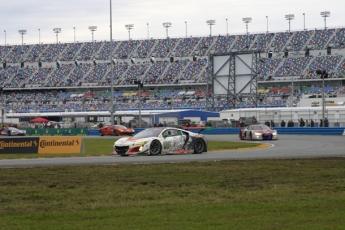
left=99, top=125, right=135, bottom=136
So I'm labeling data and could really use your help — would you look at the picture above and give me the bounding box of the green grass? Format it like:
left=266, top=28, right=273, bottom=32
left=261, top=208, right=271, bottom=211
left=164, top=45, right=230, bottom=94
left=0, top=139, right=259, bottom=159
left=0, top=158, right=344, bottom=229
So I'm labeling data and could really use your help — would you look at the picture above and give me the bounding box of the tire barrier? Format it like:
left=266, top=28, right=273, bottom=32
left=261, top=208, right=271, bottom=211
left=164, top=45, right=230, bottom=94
left=0, top=136, right=84, bottom=154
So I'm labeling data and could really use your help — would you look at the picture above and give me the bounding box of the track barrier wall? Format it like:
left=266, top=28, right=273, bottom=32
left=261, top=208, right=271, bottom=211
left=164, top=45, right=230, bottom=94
left=24, top=128, right=88, bottom=136
left=0, top=136, right=84, bottom=154
left=88, top=127, right=345, bottom=136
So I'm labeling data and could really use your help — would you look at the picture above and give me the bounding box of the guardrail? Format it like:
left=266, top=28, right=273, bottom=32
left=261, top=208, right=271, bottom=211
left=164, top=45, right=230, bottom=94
left=88, top=127, right=345, bottom=136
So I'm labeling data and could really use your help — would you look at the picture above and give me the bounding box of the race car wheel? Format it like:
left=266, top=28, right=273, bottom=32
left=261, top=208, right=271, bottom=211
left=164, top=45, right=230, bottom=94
left=8, top=131, right=11, bottom=136
left=239, top=132, right=244, bottom=140
left=113, top=130, right=118, bottom=136
left=149, top=140, right=161, bottom=155
left=193, top=138, right=205, bottom=154
left=99, top=130, right=104, bottom=136
left=249, top=132, right=253, bottom=140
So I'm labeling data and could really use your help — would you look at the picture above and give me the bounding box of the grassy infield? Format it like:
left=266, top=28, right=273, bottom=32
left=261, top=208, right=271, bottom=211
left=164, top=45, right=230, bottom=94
left=1, top=139, right=345, bottom=229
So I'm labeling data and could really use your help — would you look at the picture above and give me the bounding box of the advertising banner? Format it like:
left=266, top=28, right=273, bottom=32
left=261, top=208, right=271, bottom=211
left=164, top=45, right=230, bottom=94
left=0, top=137, right=39, bottom=154
left=38, top=137, right=83, bottom=154
left=0, top=137, right=84, bottom=154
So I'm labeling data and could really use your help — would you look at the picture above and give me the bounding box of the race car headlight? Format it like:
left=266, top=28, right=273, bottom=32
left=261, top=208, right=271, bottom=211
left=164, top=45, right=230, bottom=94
left=134, top=141, right=148, bottom=146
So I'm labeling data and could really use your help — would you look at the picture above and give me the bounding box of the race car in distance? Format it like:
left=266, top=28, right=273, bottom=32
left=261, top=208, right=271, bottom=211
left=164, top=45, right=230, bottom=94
left=239, top=124, right=278, bottom=140
left=113, top=127, right=207, bottom=156
left=0, top=127, right=26, bottom=136
left=99, top=125, right=135, bottom=136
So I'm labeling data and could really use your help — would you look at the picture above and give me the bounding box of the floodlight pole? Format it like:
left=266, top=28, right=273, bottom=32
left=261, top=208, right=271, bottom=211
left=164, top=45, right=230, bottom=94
left=89, top=26, right=97, bottom=42
left=4, top=30, right=6, bottom=46
left=185, top=21, right=187, bottom=38
left=266, top=16, right=268, bottom=33
left=18, top=29, right=27, bottom=46
left=38, top=29, right=40, bottom=44
left=285, top=14, right=295, bottom=32
left=110, top=0, right=115, bottom=125
left=147, top=23, right=149, bottom=39
left=53, top=28, right=61, bottom=44
left=125, top=24, right=134, bottom=40
left=242, top=17, right=252, bottom=35
left=303, top=13, right=305, bottom=30
left=73, top=27, right=76, bottom=43
left=226, top=18, right=228, bottom=35
left=163, top=22, right=172, bottom=38
left=206, top=20, right=215, bottom=36
left=320, top=11, right=330, bottom=30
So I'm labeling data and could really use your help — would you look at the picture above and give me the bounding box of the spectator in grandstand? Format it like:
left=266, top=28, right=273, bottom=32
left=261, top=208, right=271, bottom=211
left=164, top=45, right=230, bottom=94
left=158, top=122, right=163, bottom=127
left=305, top=119, right=310, bottom=127
left=280, top=120, right=286, bottom=127
left=319, top=119, right=323, bottom=127
left=270, top=120, right=275, bottom=127
left=287, top=120, right=294, bottom=127
left=310, top=119, right=315, bottom=127
left=324, top=117, right=329, bottom=127
left=299, top=118, right=305, bottom=127
left=153, top=123, right=158, bottom=127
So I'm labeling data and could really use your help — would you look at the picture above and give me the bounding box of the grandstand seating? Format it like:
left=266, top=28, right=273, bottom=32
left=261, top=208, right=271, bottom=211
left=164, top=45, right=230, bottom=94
left=1, top=27, right=345, bottom=112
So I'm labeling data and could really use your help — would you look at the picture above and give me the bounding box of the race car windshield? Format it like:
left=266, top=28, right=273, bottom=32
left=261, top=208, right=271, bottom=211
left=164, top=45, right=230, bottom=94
left=133, top=129, right=162, bottom=138
left=253, top=125, right=270, bottom=130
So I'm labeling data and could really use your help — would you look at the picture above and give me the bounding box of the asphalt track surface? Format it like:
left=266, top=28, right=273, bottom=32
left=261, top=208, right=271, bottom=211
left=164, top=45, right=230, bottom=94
left=0, top=135, right=344, bottom=168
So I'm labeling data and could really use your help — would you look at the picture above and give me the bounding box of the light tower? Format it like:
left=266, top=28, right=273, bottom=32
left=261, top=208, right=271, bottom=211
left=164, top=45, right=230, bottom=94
left=242, top=17, right=252, bottom=34
left=320, top=11, right=330, bottom=30
left=89, top=26, right=97, bottom=42
left=18, top=29, right=27, bottom=46
left=125, top=24, right=134, bottom=40
left=53, top=28, right=61, bottom=43
left=163, top=22, right=172, bottom=38
left=285, top=14, right=295, bottom=32
left=206, top=20, right=215, bottom=36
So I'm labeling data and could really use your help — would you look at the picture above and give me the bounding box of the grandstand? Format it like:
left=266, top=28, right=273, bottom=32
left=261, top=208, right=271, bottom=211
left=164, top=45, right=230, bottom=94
left=1, top=27, right=345, bottom=114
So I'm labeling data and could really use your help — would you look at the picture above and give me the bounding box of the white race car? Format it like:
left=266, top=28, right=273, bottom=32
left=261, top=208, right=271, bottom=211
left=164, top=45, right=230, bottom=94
left=113, top=127, right=208, bottom=156
left=239, top=124, right=278, bottom=140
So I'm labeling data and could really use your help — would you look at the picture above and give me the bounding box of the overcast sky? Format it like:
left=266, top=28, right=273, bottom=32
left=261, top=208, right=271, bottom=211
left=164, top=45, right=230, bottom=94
left=1, top=0, right=344, bottom=45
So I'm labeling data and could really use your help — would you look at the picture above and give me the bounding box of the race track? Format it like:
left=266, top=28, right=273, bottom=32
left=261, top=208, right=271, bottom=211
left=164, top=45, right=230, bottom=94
left=0, top=134, right=344, bottom=168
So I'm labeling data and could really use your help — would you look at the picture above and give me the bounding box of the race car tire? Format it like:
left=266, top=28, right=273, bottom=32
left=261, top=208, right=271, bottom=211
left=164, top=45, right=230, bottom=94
left=149, top=140, right=162, bottom=155
left=113, top=130, right=118, bottom=136
left=249, top=132, right=253, bottom=140
left=193, top=138, right=206, bottom=154
left=8, top=131, right=11, bottom=136
left=99, top=130, right=104, bottom=136
left=239, top=132, right=244, bottom=140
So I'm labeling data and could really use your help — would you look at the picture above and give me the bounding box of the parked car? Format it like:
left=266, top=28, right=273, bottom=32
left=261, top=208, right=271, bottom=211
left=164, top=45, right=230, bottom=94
left=0, top=127, right=26, bottom=136
left=99, top=125, right=134, bottom=136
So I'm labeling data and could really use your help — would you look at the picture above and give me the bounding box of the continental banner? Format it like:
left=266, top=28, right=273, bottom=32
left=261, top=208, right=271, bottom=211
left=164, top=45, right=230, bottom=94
left=0, top=137, right=39, bottom=154
left=38, top=137, right=83, bottom=154
left=0, top=137, right=84, bottom=154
